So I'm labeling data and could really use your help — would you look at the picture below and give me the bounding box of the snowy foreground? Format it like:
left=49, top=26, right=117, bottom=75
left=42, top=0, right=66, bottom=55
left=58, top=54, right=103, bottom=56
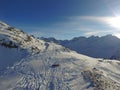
left=0, top=21, right=120, bottom=90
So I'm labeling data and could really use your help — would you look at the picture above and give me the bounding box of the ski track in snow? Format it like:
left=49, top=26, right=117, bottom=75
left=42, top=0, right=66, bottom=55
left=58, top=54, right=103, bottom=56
left=13, top=54, right=80, bottom=90
left=0, top=51, right=119, bottom=90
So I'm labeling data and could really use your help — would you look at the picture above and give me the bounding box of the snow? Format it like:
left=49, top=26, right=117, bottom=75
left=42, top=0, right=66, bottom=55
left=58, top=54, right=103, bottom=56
left=0, top=21, right=120, bottom=90
left=0, top=22, right=47, bottom=72
left=41, top=35, right=120, bottom=60
left=0, top=47, right=120, bottom=90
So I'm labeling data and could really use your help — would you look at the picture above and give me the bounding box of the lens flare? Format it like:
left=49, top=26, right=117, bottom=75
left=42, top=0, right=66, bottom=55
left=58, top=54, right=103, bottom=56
left=108, top=16, right=120, bottom=29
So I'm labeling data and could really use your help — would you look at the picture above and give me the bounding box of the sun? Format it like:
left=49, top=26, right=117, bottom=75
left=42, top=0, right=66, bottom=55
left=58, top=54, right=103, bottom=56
left=106, top=16, right=120, bottom=38
left=108, top=16, right=120, bottom=29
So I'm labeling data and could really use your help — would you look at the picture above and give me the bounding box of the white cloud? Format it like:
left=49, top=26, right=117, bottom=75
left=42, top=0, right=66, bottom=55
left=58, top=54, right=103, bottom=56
left=84, top=30, right=114, bottom=36
left=69, top=16, right=111, bottom=22
left=84, top=31, right=100, bottom=36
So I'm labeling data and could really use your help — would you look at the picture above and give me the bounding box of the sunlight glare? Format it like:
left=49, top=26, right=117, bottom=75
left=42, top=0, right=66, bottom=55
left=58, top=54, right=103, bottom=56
left=108, top=16, right=120, bottom=29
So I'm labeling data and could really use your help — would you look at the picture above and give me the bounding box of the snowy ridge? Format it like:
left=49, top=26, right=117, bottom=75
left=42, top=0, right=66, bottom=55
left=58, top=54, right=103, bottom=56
left=0, top=21, right=48, bottom=73
left=0, top=47, right=120, bottom=90
left=41, top=35, right=120, bottom=60
left=0, top=22, right=46, bottom=53
left=0, top=21, right=120, bottom=90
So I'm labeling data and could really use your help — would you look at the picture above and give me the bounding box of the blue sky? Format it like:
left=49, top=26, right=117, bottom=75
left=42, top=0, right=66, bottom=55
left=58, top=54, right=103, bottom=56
left=1, top=0, right=120, bottom=39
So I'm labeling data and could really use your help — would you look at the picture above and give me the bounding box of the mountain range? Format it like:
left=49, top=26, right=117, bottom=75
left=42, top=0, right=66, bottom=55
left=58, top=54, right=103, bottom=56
left=0, top=21, right=120, bottom=90
left=41, top=35, right=120, bottom=60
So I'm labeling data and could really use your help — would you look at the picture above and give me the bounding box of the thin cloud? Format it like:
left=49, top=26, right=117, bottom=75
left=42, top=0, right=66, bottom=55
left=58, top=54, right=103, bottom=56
left=69, top=16, right=120, bottom=29
left=84, top=30, right=114, bottom=36
left=69, top=16, right=113, bottom=24
left=84, top=31, right=101, bottom=36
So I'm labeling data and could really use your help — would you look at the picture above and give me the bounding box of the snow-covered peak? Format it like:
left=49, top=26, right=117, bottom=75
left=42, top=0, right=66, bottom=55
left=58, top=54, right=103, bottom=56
left=0, top=21, right=9, bottom=29
left=42, top=35, right=120, bottom=60
left=0, top=21, right=47, bottom=73
left=0, top=21, right=73, bottom=55
left=0, top=21, right=47, bottom=54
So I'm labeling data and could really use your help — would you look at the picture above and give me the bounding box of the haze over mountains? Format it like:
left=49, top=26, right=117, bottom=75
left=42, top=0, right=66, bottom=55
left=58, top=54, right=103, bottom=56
left=41, top=35, right=120, bottom=60
left=0, top=21, right=120, bottom=90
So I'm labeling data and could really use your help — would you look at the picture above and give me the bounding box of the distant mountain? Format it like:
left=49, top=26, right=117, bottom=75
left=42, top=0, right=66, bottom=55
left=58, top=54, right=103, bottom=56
left=41, top=35, right=120, bottom=60
left=0, top=21, right=120, bottom=90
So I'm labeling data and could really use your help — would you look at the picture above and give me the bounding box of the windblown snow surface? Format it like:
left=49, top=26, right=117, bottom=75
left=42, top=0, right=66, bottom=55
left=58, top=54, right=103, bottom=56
left=0, top=21, right=120, bottom=90
left=0, top=21, right=46, bottom=73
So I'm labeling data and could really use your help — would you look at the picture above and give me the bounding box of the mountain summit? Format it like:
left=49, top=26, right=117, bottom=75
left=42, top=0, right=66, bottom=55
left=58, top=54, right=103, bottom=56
left=0, top=22, right=120, bottom=90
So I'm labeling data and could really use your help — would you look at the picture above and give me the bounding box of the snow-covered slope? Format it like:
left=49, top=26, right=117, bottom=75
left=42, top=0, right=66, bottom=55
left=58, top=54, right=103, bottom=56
left=0, top=21, right=46, bottom=73
left=0, top=44, right=120, bottom=90
left=0, top=21, right=46, bottom=53
left=0, top=21, right=120, bottom=90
